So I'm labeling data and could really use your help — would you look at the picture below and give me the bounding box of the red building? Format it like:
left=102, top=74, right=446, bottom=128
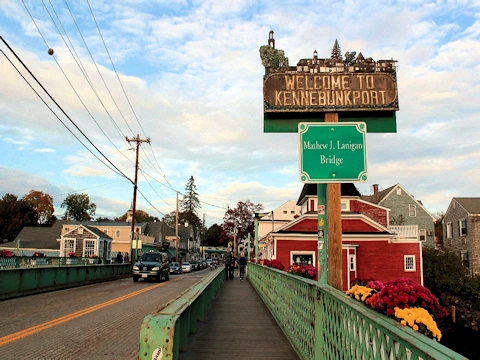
left=263, top=184, right=423, bottom=290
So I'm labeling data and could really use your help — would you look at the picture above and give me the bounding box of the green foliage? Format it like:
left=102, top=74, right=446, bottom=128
left=181, top=176, right=201, bottom=235
left=205, top=223, right=222, bottom=247
left=0, top=193, right=38, bottom=241
left=115, top=209, right=154, bottom=222
left=331, top=39, right=342, bottom=60
left=344, top=51, right=356, bottom=63
left=259, top=45, right=289, bottom=69
left=61, top=193, right=96, bottom=221
left=423, top=247, right=480, bottom=309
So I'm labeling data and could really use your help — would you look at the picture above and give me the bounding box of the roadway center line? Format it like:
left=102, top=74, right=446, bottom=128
left=0, top=278, right=183, bottom=347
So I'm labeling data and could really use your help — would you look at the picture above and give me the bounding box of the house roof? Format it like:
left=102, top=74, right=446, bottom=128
left=296, top=183, right=361, bottom=205
left=360, top=184, right=396, bottom=204
left=11, top=220, right=68, bottom=250
left=454, top=198, right=480, bottom=215
left=67, top=221, right=148, bottom=227
left=85, top=226, right=113, bottom=240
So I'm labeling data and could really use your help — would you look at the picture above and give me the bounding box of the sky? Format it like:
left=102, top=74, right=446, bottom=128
left=1, top=0, right=479, bottom=227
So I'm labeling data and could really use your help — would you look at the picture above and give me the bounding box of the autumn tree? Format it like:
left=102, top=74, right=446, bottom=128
left=115, top=209, right=156, bottom=223
left=61, top=193, right=96, bottom=221
left=221, top=200, right=263, bottom=247
left=0, top=193, right=38, bottom=241
left=23, top=190, right=54, bottom=224
left=162, top=211, right=176, bottom=227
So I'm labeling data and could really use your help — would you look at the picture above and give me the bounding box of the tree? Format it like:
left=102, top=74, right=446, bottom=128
left=162, top=211, right=176, bottom=227
left=23, top=190, right=54, bottom=225
left=96, top=217, right=113, bottom=222
left=331, top=39, right=342, bottom=60
left=221, top=200, right=263, bottom=247
left=61, top=193, right=96, bottom=221
left=205, top=224, right=222, bottom=247
left=344, top=51, right=357, bottom=63
left=0, top=193, right=38, bottom=241
left=115, top=209, right=154, bottom=223
left=259, top=45, right=289, bottom=69
left=433, top=211, right=445, bottom=248
left=181, top=176, right=202, bottom=235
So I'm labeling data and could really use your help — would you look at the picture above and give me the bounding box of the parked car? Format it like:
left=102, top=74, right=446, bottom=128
left=169, top=262, right=182, bottom=274
left=190, top=260, right=199, bottom=271
left=181, top=262, right=193, bottom=273
left=200, top=260, right=207, bottom=269
left=132, top=252, right=170, bottom=282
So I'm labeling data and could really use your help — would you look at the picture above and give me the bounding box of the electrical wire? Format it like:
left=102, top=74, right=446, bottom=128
left=0, top=47, right=126, bottom=180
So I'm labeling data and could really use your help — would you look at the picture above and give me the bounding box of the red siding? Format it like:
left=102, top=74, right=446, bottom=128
left=350, top=200, right=388, bottom=227
left=276, top=240, right=316, bottom=267
left=343, top=240, right=422, bottom=285
left=276, top=238, right=422, bottom=291
left=342, top=219, right=378, bottom=232
left=287, top=219, right=317, bottom=232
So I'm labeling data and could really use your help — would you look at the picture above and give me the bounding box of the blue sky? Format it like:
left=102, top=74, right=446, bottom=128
left=1, top=0, right=480, bottom=226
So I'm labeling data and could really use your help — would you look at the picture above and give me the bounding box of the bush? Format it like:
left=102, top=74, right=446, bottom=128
left=287, top=264, right=317, bottom=280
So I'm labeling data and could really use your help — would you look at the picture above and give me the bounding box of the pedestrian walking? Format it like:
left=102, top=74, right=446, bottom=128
left=238, top=251, right=247, bottom=281
left=224, top=248, right=233, bottom=280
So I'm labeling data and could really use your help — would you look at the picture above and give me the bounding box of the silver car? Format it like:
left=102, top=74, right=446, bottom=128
left=181, top=262, right=193, bottom=273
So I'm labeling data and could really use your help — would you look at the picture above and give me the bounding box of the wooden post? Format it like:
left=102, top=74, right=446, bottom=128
left=325, top=113, right=343, bottom=290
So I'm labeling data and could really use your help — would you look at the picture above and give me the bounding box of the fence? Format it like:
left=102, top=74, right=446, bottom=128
left=138, top=267, right=225, bottom=359
left=248, top=263, right=466, bottom=360
left=0, top=256, right=109, bottom=269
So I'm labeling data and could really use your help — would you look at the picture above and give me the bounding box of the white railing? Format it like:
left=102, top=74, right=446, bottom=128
left=390, top=225, right=418, bottom=241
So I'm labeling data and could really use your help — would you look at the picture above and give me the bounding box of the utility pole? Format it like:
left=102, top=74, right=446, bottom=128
left=175, top=191, right=179, bottom=263
left=126, top=134, right=150, bottom=266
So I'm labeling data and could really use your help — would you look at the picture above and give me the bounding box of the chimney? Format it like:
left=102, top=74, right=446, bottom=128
left=373, top=184, right=379, bottom=194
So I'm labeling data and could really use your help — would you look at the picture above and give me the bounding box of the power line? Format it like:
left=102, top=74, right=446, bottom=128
left=22, top=1, right=134, bottom=167
left=0, top=36, right=133, bottom=185
left=86, top=0, right=173, bottom=187
left=0, top=47, right=125, bottom=180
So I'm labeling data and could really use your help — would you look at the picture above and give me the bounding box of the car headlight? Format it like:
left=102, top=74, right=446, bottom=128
left=152, top=266, right=160, bottom=270
left=133, top=265, right=139, bottom=270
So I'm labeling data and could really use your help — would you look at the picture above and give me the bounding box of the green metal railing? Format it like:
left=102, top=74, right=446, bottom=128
left=138, top=267, right=225, bottom=360
left=248, top=263, right=466, bottom=360
left=0, top=256, right=109, bottom=269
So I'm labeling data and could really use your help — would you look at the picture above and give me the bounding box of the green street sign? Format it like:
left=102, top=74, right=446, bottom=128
left=299, top=122, right=367, bottom=183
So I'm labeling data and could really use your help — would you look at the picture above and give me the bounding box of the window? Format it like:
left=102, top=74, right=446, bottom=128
left=291, top=252, right=314, bottom=265
left=427, top=230, right=433, bottom=236
left=65, top=239, right=75, bottom=254
left=396, top=188, right=402, bottom=195
left=349, top=254, right=356, bottom=271
left=446, top=222, right=452, bottom=238
left=404, top=255, right=416, bottom=272
left=460, top=251, right=469, bottom=268
left=116, top=229, right=120, bottom=238
left=98, top=240, right=104, bottom=258
left=291, top=210, right=295, bottom=214
left=458, top=219, right=467, bottom=236
left=84, top=240, right=95, bottom=258
left=107, top=242, right=112, bottom=260
left=65, top=228, right=70, bottom=232
left=341, top=200, right=349, bottom=211
left=77, top=227, right=84, bottom=235
left=283, top=209, right=287, bottom=214
left=419, top=229, right=426, bottom=241
left=408, top=205, right=416, bottom=217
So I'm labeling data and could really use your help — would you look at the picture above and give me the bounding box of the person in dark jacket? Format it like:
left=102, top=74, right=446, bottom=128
left=224, top=249, right=233, bottom=280
left=238, top=251, right=247, bottom=281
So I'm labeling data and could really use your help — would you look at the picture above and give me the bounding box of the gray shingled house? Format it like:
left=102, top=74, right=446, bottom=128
left=361, top=184, right=436, bottom=248
left=442, top=197, right=480, bottom=276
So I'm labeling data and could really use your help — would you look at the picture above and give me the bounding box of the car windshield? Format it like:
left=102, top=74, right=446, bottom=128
left=182, top=262, right=190, bottom=265
left=141, top=254, right=161, bottom=262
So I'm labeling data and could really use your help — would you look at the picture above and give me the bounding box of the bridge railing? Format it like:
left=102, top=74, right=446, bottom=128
left=139, top=267, right=225, bottom=360
left=248, top=263, right=466, bottom=360
left=0, top=256, right=109, bottom=269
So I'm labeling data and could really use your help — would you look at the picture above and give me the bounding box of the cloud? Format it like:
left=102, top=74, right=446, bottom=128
left=34, top=148, right=55, bottom=153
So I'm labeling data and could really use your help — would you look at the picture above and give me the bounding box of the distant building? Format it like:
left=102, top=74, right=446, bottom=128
left=442, top=197, right=480, bottom=276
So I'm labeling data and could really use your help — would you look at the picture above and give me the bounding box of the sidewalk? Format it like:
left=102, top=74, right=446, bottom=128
left=180, top=270, right=299, bottom=360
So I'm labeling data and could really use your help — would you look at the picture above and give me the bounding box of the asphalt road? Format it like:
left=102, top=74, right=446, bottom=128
left=0, top=269, right=212, bottom=360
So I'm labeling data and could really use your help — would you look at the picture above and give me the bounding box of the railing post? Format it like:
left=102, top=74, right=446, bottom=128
left=314, top=288, right=325, bottom=359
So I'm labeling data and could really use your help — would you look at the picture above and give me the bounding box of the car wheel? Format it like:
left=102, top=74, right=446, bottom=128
left=133, top=276, right=139, bottom=282
left=165, top=272, right=169, bottom=281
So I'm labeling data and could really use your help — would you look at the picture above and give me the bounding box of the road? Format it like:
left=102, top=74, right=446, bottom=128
left=0, top=269, right=211, bottom=359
